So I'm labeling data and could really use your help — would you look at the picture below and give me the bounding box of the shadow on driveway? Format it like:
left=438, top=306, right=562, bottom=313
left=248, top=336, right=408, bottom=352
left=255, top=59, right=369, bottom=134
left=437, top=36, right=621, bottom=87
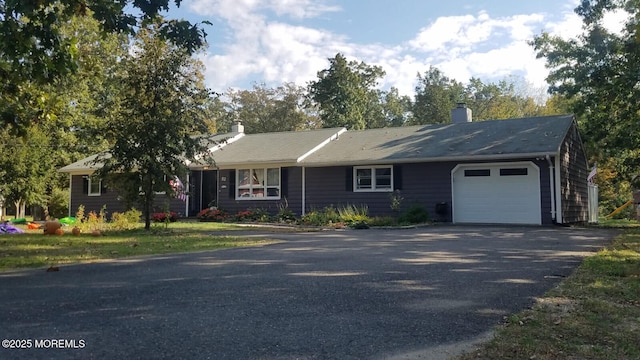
left=0, top=226, right=617, bottom=359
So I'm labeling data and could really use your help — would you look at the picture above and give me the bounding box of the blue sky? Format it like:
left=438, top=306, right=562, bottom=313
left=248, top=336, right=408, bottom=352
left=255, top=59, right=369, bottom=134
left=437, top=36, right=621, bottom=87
left=170, top=0, right=626, bottom=97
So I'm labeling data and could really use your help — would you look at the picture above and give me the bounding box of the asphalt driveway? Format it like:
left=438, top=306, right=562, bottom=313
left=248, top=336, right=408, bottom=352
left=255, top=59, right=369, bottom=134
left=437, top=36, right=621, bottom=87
left=0, top=226, right=616, bottom=359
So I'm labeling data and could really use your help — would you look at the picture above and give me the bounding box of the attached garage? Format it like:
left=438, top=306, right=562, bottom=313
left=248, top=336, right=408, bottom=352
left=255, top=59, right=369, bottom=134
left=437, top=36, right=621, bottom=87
left=452, top=162, right=542, bottom=225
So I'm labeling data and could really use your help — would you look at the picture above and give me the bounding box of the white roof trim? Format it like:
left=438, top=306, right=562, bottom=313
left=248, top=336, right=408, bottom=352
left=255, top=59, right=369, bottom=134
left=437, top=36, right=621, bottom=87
left=190, top=133, right=245, bottom=165
left=296, top=128, right=347, bottom=163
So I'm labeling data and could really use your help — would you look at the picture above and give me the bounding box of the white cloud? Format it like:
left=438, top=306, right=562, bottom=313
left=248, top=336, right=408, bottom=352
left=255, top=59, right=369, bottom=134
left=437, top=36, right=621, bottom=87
left=187, top=0, right=593, bottom=97
left=267, top=0, right=341, bottom=19
left=409, top=12, right=544, bottom=52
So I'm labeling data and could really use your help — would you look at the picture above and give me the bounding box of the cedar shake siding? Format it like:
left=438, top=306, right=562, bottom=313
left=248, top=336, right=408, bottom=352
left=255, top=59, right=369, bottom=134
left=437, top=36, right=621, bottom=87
left=216, top=167, right=301, bottom=215
left=70, top=175, right=187, bottom=218
left=559, top=122, right=589, bottom=223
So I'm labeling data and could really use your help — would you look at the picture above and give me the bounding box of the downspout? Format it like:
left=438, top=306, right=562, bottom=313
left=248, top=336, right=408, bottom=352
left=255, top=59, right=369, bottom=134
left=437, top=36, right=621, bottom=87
left=545, top=155, right=556, bottom=222
left=301, top=167, right=306, bottom=216
left=200, top=170, right=204, bottom=211
left=68, top=175, right=73, bottom=217
left=185, top=173, right=190, bottom=217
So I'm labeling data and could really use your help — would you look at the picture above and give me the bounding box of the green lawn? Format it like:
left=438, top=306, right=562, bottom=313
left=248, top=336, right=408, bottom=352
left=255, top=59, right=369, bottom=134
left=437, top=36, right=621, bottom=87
left=456, top=227, right=640, bottom=360
left=0, top=222, right=281, bottom=271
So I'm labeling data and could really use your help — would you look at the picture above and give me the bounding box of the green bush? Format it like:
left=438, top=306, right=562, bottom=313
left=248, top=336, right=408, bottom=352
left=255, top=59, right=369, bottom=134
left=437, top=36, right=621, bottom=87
left=277, top=208, right=297, bottom=223
left=368, top=216, right=397, bottom=227
left=124, top=208, right=142, bottom=224
left=251, top=208, right=272, bottom=222
left=110, top=208, right=142, bottom=230
left=399, top=204, right=430, bottom=224
left=48, top=188, right=69, bottom=219
left=111, top=212, right=134, bottom=230
left=300, top=206, right=340, bottom=226
left=338, top=204, right=370, bottom=225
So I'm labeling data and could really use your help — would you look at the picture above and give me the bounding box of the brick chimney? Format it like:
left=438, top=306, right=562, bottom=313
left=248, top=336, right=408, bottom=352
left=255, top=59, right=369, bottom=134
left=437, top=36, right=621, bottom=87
left=451, top=102, right=472, bottom=123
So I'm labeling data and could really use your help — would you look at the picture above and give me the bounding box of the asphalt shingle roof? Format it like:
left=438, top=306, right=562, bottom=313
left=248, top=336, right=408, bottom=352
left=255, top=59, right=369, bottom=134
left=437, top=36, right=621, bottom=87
left=60, top=115, right=575, bottom=172
left=300, top=115, right=575, bottom=166
left=205, top=127, right=344, bottom=167
left=59, top=133, right=240, bottom=173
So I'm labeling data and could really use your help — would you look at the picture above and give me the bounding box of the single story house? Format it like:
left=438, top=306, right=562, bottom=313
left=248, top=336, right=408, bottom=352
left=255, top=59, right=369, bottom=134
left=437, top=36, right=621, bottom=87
left=60, top=108, right=589, bottom=225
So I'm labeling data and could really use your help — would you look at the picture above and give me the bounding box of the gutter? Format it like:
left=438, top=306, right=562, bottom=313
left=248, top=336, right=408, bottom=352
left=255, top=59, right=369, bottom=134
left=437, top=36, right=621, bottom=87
left=300, top=152, right=559, bottom=168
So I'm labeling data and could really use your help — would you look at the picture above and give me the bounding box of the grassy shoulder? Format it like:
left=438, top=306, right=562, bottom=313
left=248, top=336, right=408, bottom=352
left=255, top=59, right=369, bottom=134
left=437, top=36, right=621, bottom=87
left=457, top=228, right=640, bottom=360
left=0, top=222, right=281, bottom=271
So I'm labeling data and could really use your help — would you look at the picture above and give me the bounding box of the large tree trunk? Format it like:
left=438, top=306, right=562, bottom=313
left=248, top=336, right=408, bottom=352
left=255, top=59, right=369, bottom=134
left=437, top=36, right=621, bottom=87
left=14, top=200, right=26, bottom=218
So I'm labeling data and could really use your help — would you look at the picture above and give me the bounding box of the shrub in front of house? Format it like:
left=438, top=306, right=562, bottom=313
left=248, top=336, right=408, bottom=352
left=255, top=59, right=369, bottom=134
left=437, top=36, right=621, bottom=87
left=151, top=211, right=178, bottom=223
left=300, top=206, right=340, bottom=226
left=197, top=208, right=229, bottom=222
left=398, top=204, right=430, bottom=224
left=234, top=210, right=254, bottom=222
left=110, top=209, right=142, bottom=230
left=367, top=216, right=398, bottom=227
left=337, top=204, right=370, bottom=226
left=277, top=208, right=297, bottom=223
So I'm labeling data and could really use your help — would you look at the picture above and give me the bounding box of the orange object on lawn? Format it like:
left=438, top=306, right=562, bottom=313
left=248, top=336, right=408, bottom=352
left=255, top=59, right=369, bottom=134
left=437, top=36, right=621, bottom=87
left=27, top=223, right=41, bottom=229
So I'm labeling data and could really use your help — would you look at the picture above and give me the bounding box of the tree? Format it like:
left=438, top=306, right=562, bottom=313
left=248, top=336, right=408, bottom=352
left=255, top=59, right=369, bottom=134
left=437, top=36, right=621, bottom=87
left=531, top=0, right=640, bottom=177
left=0, top=0, right=207, bottom=133
left=380, top=87, right=412, bottom=127
left=224, top=83, right=319, bottom=134
left=464, top=78, right=546, bottom=120
left=43, top=13, right=128, bottom=189
left=308, top=53, right=385, bottom=130
left=98, top=27, right=212, bottom=230
left=410, top=67, right=464, bottom=124
left=0, top=125, right=51, bottom=218
left=0, top=13, right=129, bottom=220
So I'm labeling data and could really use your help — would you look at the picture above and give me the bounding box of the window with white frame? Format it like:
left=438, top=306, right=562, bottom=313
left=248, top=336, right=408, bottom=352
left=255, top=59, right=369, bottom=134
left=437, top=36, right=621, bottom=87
left=354, top=166, right=393, bottom=192
left=237, top=168, right=280, bottom=199
left=88, top=176, right=101, bottom=196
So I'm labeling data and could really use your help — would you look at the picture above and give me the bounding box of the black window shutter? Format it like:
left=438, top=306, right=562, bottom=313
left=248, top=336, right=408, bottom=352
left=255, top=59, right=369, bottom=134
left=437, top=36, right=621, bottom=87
left=228, top=170, right=236, bottom=198
left=345, top=167, right=353, bottom=191
left=281, top=168, right=288, bottom=198
left=393, top=165, right=403, bottom=190
left=101, top=179, right=107, bottom=194
left=82, top=176, right=88, bottom=194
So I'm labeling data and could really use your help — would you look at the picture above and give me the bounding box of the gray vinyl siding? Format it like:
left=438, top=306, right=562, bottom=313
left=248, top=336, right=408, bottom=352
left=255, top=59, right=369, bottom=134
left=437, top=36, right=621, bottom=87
left=216, top=167, right=300, bottom=215
left=305, top=163, right=455, bottom=219
left=189, top=170, right=203, bottom=216
left=69, top=175, right=187, bottom=219
left=559, top=122, right=589, bottom=223
left=305, top=159, right=554, bottom=224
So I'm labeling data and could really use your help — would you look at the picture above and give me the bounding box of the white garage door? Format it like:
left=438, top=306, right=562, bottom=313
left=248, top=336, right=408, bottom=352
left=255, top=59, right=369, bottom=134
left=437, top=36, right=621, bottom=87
left=452, top=163, right=541, bottom=224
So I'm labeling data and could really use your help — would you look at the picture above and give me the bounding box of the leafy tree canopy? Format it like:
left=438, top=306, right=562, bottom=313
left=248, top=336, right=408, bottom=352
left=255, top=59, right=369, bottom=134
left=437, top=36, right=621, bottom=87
left=308, top=53, right=385, bottom=130
left=0, top=0, right=208, bottom=132
left=532, top=0, right=640, bottom=176
left=224, top=82, right=320, bottom=134
left=98, top=26, right=212, bottom=229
